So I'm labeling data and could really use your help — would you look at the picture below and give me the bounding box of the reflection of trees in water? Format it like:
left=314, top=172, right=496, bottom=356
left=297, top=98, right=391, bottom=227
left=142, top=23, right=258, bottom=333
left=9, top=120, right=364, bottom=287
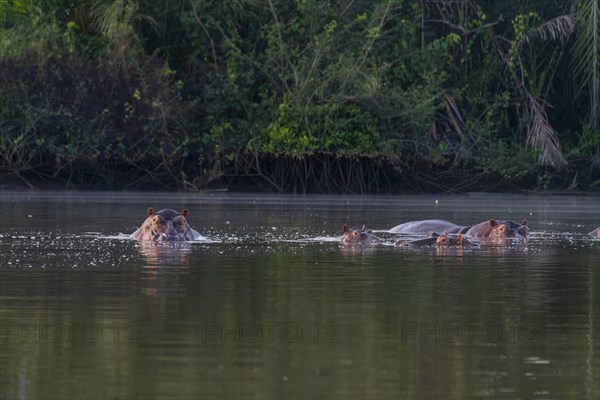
left=584, top=264, right=596, bottom=400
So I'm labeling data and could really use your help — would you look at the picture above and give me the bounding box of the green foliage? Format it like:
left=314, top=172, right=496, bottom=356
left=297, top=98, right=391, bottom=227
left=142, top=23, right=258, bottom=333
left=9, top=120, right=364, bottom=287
left=261, top=99, right=380, bottom=154
left=1, top=0, right=599, bottom=190
left=0, top=1, right=189, bottom=187
left=577, top=123, right=600, bottom=155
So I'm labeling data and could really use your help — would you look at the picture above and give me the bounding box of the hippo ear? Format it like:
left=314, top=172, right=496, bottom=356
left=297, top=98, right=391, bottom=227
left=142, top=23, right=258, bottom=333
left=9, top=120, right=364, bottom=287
left=182, top=209, right=189, bottom=218
left=147, top=208, right=155, bottom=217
left=489, top=219, right=497, bottom=227
left=522, top=219, right=528, bottom=226
left=343, top=224, right=349, bottom=233
left=457, top=233, right=463, bottom=244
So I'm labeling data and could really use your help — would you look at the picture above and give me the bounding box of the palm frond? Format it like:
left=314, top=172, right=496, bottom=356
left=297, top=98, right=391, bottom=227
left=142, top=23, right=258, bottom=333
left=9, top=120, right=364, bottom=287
left=92, top=0, right=157, bottom=41
left=525, top=14, right=577, bottom=43
left=572, top=0, right=600, bottom=129
left=526, top=95, right=566, bottom=167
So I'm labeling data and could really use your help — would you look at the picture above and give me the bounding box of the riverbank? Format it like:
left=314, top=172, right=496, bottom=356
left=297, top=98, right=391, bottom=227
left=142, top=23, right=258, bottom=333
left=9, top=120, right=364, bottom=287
left=2, top=152, right=599, bottom=194
left=2, top=2, right=599, bottom=198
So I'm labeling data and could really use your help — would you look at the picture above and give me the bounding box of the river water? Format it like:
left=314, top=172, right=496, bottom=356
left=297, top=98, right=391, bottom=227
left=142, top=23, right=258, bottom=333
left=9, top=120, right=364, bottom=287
left=0, top=191, right=598, bottom=399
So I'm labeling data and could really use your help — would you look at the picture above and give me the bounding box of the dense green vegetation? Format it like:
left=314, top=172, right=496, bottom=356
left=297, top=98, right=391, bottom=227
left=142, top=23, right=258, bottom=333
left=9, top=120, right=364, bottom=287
left=1, top=0, right=599, bottom=192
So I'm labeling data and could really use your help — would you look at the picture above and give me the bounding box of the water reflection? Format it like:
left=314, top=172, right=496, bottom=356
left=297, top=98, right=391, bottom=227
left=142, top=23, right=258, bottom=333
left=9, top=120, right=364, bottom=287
left=136, top=240, right=193, bottom=266
left=136, top=241, right=192, bottom=297
left=339, top=243, right=383, bottom=257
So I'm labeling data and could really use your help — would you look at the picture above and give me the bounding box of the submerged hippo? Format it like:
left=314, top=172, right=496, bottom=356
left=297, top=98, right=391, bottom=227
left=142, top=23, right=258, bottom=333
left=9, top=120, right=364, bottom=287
left=434, top=232, right=477, bottom=247
left=590, top=227, right=600, bottom=238
left=396, top=231, right=440, bottom=247
left=397, top=231, right=476, bottom=248
left=131, top=208, right=201, bottom=241
left=465, top=219, right=528, bottom=239
left=339, top=225, right=381, bottom=245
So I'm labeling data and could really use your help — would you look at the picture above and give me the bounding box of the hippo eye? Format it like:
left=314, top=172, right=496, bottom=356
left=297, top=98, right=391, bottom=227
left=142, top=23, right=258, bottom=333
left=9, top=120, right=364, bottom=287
left=352, top=231, right=360, bottom=238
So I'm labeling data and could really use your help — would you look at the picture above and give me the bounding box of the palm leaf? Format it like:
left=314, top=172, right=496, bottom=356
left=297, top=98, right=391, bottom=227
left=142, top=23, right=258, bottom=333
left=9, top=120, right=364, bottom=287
left=526, top=95, right=567, bottom=167
left=572, top=0, right=600, bottom=129
left=524, top=14, right=576, bottom=43
left=92, top=0, right=157, bottom=41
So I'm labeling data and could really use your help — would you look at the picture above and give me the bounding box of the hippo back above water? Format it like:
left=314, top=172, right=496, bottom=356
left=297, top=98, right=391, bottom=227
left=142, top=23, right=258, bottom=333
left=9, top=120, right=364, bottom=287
left=389, top=220, right=466, bottom=235
left=389, top=218, right=529, bottom=240
left=131, top=208, right=201, bottom=241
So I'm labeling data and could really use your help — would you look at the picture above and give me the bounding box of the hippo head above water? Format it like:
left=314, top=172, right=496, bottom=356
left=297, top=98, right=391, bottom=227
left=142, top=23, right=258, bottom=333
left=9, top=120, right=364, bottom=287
left=496, top=219, right=529, bottom=239
left=131, top=208, right=200, bottom=241
left=435, top=231, right=478, bottom=247
left=339, top=225, right=381, bottom=245
left=396, top=231, right=477, bottom=248
left=466, top=219, right=528, bottom=240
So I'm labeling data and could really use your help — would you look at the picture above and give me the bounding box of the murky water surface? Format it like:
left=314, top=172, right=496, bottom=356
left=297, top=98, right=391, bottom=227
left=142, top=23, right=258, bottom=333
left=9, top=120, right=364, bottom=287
left=1, top=192, right=599, bottom=399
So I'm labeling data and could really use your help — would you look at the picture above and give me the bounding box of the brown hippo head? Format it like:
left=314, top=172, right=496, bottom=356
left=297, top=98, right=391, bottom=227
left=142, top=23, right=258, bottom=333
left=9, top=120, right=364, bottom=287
left=435, top=231, right=451, bottom=246
left=340, top=225, right=381, bottom=245
left=497, top=219, right=529, bottom=239
left=397, top=231, right=477, bottom=248
left=466, top=219, right=528, bottom=240
left=131, top=208, right=200, bottom=241
left=435, top=232, right=476, bottom=247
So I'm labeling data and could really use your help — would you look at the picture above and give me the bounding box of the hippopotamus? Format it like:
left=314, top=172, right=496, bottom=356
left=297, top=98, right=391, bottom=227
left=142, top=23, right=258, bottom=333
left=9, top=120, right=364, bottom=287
left=389, top=219, right=528, bottom=239
left=396, top=231, right=477, bottom=248
left=396, top=231, right=445, bottom=247
left=434, top=232, right=477, bottom=247
left=339, top=225, right=381, bottom=245
left=389, top=220, right=466, bottom=234
left=396, top=232, right=440, bottom=247
left=465, top=219, right=528, bottom=239
left=497, top=219, right=529, bottom=238
left=590, top=227, right=600, bottom=238
left=131, top=208, right=201, bottom=241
